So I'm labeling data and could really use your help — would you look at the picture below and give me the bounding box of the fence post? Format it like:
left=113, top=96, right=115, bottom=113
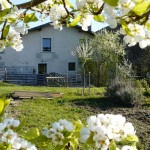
left=89, top=72, right=91, bottom=93
left=4, top=68, right=7, bottom=82
left=67, top=73, right=69, bottom=87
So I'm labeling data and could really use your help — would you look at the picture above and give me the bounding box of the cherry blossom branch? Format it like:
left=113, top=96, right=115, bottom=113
left=17, top=0, right=47, bottom=9
left=30, top=7, right=44, bottom=13
left=62, top=0, right=70, bottom=15
left=133, top=9, right=150, bottom=23
left=92, top=3, right=104, bottom=15
left=61, top=0, right=74, bottom=19
left=1, top=20, right=7, bottom=40
left=7, top=0, right=13, bottom=5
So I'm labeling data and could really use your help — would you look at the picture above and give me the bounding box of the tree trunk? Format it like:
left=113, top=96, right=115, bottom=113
left=82, top=64, right=86, bottom=95
left=97, top=64, right=102, bottom=87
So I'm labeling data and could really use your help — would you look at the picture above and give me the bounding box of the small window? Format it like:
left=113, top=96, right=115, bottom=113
left=43, top=38, right=51, bottom=51
left=68, top=62, right=76, bottom=71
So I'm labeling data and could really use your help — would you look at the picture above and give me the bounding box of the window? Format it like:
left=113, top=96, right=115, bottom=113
left=43, top=38, right=51, bottom=51
left=68, top=62, right=76, bottom=71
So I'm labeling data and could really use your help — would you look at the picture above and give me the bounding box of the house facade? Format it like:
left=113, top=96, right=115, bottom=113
left=0, top=23, right=93, bottom=76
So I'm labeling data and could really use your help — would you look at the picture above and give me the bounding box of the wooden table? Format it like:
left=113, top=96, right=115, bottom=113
left=46, top=76, right=65, bottom=86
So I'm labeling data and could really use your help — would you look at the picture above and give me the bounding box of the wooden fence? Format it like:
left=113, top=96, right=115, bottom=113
left=0, top=68, right=91, bottom=87
left=0, top=68, right=7, bottom=81
left=5, top=74, right=47, bottom=85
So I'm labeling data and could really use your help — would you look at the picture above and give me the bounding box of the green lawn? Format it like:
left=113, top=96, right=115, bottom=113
left=0, top=82, right=150, bottom=150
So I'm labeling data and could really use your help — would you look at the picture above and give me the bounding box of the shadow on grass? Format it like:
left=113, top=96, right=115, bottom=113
left=70, top=97, right=128, bottom=110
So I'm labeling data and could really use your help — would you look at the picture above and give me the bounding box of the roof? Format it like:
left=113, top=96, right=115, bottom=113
left=29, top=22, right=94, bottom=35
left=96, top=24, right=121, bottom=33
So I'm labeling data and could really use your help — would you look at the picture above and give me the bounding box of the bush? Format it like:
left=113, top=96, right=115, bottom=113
left=135, top=79, right=150, bottom=97
left=106, top=77, right=144, bottom=107
left=144, top=88, right=150, bottom=97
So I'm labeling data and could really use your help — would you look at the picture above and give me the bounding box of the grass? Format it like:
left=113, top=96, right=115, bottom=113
left=0, top=82, right=150, bottom=150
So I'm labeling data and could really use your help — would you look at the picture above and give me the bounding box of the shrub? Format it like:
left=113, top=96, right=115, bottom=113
left=135, top=79, right=150, bottom=97
left=106, top=77, right=144, bottom=107
left=144, top=88, right=150, bottom=97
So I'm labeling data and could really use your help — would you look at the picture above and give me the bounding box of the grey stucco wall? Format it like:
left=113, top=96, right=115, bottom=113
left=0, top=25, right=92, bottom=75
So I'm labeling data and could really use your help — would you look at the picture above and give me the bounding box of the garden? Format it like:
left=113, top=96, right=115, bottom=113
left=0, top=82, right=150, bottom=149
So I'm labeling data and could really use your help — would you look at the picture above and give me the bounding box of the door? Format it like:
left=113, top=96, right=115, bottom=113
left=38, top=64, right=47, bottom=74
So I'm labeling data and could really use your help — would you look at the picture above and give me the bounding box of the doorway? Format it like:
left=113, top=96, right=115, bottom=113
left=38, top=64, right=47, bottom=74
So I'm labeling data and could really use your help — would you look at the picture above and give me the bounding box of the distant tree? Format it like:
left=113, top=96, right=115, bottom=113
left=90, top=29, right=125, bottom=87
left=126, top=45, right=150, bottom=77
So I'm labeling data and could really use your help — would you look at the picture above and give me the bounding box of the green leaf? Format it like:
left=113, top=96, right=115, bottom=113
left=1, top=0, right=11, bottom=9
left=6, top=144, right=12, bottom=150
left=135, top=0, right=144, bottom=3
left=36, top=135, right=50, bottom=149
left=68, top=15, right=81, bottom=27
left=0, top=96, right=10, bottom=119
left=24, top=13, right=38, bottom=23
left=0, top=21, right=3, bottom=25
left=132, top=1, right=150, bottom=16
left=109, top=140, right=116, bottom=150
left=20, top=128, right=40, bottom=140
left=103, top=0, right=119, bottom=6
left=0, top=9, right=10, bottom=18
left=14, top=118, right=26, bottom=132
left=4, top=98, right=10, bottom=108
left=74, top=120, right=83, bottom=132
left=125, top=135, right=139, bottom=142
left=66, top=0, right=74, bottom=9
left=55, top=144, right=65, bottom=150
left=86, top=132, right=95, bottom=145
left=145, top=22, right=150, bottom=30
left=3, top=25, right=10, bottom=38
left=0, top=99, right=5, bottom=115
left=69, top=137, right=79, bottom=149
left=120, top=20, right=132, bottom=35
left=94, top=15, right=105, bottom=22
left=7, top=18, right=16, bottom=23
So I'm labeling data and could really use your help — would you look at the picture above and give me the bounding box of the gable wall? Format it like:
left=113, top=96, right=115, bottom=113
left=0, top=26, right=92, bottom=75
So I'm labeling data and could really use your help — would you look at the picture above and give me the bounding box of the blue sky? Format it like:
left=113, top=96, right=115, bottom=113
left=12, top=0, right=107, bottom=31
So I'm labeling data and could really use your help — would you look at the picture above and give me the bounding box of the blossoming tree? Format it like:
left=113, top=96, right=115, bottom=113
left=0, top=0, right=150, bottom=52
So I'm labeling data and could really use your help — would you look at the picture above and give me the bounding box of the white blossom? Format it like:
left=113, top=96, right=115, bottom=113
left=80, top=127, right=91, bottom=143
left=6, top=29, right=23, bottom=51
left=80, top=114, right=136, bottom=149
left=42, top=119, right=75, bottom=146
left=118, top=0, right=136, bottom=16
left=0, top=0, right=11, bottom=10
left=76, top=0, right=87, bottom=9
left=49, top=4, right=68, bottom=30
left=121, top=145, right=134, bottom=150
left=104, top=4, right=118, bottom=28
left=80, top=14, right=93, bottom=31
left=3, top=118, right=20, bottom=128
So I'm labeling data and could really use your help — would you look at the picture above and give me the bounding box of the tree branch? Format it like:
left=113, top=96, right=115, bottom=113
left=92, top=3, right=104, bottom=15
left=1, top=20, right=7, bottom=40
left=17, top=0, right=47, bottom=9
left=125, top=9, right=150, bottom=24
left=7, top=0, right=13, bottom=5
left=62, top=0, right=69, bottom=15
